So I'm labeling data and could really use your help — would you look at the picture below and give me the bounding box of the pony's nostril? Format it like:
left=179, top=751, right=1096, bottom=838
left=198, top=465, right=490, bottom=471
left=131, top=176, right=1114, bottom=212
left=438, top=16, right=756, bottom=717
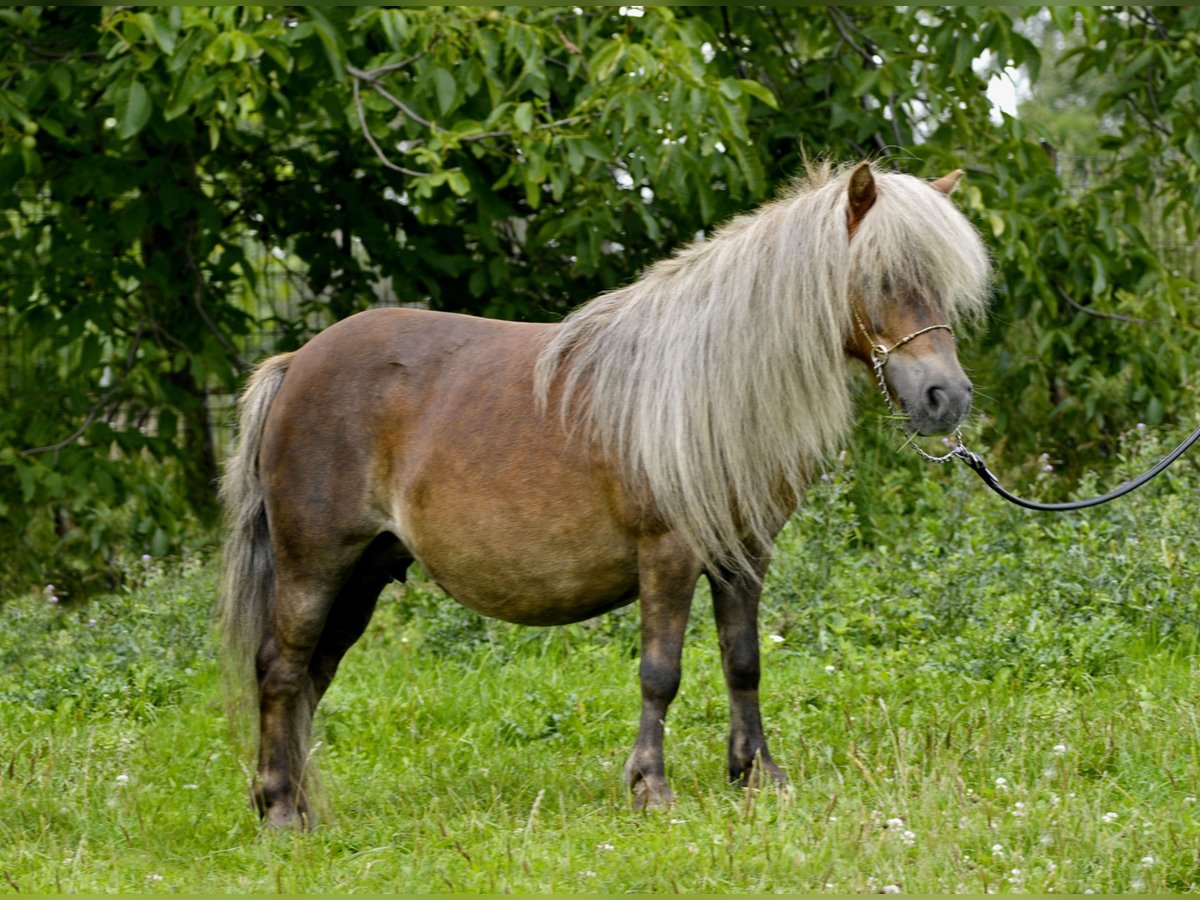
left=926, top=385, right=948, bottom=415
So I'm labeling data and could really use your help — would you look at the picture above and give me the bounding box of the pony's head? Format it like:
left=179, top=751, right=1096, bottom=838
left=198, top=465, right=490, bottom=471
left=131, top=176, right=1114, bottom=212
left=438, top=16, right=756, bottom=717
left=840, top=163, right=988, bottom=435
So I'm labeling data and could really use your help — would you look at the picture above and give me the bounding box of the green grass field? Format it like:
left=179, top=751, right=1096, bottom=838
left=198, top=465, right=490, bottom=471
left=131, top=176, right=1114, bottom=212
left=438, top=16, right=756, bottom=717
left=3, top=430, right=1200, bottom=892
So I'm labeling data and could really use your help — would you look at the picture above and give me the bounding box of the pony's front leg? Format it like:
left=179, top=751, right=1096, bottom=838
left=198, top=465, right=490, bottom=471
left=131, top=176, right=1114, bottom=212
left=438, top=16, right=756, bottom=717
left=625, top=534, right=702, bottom=810
left=710, top=558, right=788, bottom=788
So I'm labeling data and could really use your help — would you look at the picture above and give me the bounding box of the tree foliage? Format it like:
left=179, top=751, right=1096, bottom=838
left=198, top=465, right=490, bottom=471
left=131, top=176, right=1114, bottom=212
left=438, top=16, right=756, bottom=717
left=1, top=6, right=1198, bottom=594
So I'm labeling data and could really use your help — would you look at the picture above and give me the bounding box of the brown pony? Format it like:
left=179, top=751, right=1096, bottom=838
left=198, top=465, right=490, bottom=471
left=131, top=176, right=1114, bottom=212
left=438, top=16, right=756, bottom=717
left=220, top=162, right=991, bottom=827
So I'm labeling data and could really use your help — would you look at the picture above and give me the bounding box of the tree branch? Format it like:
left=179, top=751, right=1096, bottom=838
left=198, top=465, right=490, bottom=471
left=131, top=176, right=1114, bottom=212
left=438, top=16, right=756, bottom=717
left=184, top=244, right=250, bottom=374
left=350, top=74, right=431, bottom=178
left=20, top=324, right=145, bottom=457
left=1055, top=281, right=1151, bottom=325
left=349, top=58, right=587, bottom=177
left=720, top=6, right=747, bottom=79
left=828, top=8, right=892, bottom=157
left=347, top=63, right=440, bottom=131
left=21, top=395, right=114, bottom=457
left=828, top=7, right=875, bottom=68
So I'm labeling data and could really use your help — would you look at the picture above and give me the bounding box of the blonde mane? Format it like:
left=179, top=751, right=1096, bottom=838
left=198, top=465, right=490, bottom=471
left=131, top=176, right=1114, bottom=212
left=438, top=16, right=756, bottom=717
left=534, top=163, right=991, bottom=575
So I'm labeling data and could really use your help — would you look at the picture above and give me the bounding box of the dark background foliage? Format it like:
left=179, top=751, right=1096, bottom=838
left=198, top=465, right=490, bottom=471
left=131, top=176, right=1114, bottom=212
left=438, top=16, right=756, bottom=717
left=2, top=6, right=1198, bottom=595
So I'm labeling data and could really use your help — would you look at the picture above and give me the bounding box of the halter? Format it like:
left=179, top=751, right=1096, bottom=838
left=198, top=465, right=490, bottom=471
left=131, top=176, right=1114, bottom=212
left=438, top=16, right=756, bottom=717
left=853, top=310, right=964, bottom=463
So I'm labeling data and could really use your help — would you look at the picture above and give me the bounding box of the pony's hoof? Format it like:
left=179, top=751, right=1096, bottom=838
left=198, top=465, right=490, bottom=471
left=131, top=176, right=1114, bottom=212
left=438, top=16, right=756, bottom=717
left=263, top=803, right=307, bottom=829
left=732, top=755, right=789, bottom=790
left=629, top=777, right=675, bottom=812
left=253, top=785, right=309, bottom=830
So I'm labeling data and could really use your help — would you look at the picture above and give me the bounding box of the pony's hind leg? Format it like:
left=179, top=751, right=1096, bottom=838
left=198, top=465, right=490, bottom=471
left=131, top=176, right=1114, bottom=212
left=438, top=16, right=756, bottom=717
left=255, top=537, right=408, bottom=827
left=310, top=536, right=411, bottom=701
left=710, top=557, right=788, bottom=789
left=254, top=569, right=335, bottom=829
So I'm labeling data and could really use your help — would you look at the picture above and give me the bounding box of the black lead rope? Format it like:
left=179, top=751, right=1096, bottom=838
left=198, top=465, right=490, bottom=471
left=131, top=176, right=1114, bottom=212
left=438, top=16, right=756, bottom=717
left=950, top=423, right=1200, bottom=512
left=859, top=315, right=1200, bottom=511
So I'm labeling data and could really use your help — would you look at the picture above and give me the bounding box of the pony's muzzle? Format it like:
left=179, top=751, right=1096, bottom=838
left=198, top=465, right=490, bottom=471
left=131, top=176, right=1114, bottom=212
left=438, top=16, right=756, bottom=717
left=912, top=379, right=972, bottom=435
left=885, top=356, right=973, bottom=435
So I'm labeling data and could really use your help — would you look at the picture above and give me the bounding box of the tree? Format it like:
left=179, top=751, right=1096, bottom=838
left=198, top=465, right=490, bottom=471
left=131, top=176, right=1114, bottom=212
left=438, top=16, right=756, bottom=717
left=1, top=6, right=1198, bottom=594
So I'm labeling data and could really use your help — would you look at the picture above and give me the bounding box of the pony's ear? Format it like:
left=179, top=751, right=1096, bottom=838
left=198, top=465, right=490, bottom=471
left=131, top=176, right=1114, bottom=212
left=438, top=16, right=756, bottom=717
left=930, top=169, right=964, bottom=195
left=847, top=163, right=876, bottom=235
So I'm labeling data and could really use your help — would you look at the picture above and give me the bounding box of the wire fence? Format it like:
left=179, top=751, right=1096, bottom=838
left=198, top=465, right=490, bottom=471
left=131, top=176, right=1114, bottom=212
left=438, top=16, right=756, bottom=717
left=1055, top=154, right=1199, bottom=281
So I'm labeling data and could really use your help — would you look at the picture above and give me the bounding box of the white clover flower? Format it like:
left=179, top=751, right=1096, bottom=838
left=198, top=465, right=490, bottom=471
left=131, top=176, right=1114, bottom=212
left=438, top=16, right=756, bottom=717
left=597, top=841, right=615, bottom=852
left=768, top=634, right=784, bottom=643
left=885, top=817, right=905, bottom=830
left=115, top=774, right=130, bottom=786
left=882, top=885, right=901, bottom=894
left=1101, top=811, right=1118, bottom=824
left=1141, top=855, right=1155, bottom=866
left=901, top=829, right=916, bottom=846
left=995, top=776, right=1008, bottom=788
left=825, top=664, right=836, bottom=673
left=1052, top=743, right=1067, bottom=755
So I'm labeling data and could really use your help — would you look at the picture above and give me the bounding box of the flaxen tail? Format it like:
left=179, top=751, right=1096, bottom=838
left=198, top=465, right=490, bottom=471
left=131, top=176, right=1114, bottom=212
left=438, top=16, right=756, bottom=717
left=218, top=354, right=293, bottom=775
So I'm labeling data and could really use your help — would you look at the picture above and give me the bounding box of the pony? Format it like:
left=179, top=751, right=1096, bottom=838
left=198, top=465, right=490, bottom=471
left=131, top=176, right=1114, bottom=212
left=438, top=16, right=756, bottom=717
left=220, top=162, right=991, bottom=827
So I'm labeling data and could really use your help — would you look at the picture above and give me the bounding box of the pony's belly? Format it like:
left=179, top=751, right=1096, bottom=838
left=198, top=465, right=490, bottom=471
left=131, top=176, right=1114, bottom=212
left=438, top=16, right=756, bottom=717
left=400, top=493, right=641, bottom=626
left=444, top=577, right=639, bottom=626
left=417, top=543, right=640, bottom=626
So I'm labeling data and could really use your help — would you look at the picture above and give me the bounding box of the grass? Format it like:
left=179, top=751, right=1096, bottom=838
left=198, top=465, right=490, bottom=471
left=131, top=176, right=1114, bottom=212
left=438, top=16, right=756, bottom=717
left=3, top=426, right=1200, bottom=892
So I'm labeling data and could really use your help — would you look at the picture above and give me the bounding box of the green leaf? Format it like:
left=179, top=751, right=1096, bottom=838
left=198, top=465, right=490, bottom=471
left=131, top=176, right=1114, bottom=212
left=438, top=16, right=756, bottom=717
left=851, top=67, right=879, bottom=98
left=736, top=78, right=778, bottom=110
left=305, top=6, right=345, bottom=82
left=433, top=67, right=457, bottom=115
left=117, top=80, right=153, bottom=139
left=1049, top=7, right=1075, bottom=34
left=1089, top=252, right=1108, bottom=297
left=445, top=169, right=470, bottom=196
left=513, top=101, right=534, bottom=134
left=48, top=66, right=72, bottom=101
left=138, top=12, right=177, bottom=55
left=591, top=38, right=625, bottom=82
